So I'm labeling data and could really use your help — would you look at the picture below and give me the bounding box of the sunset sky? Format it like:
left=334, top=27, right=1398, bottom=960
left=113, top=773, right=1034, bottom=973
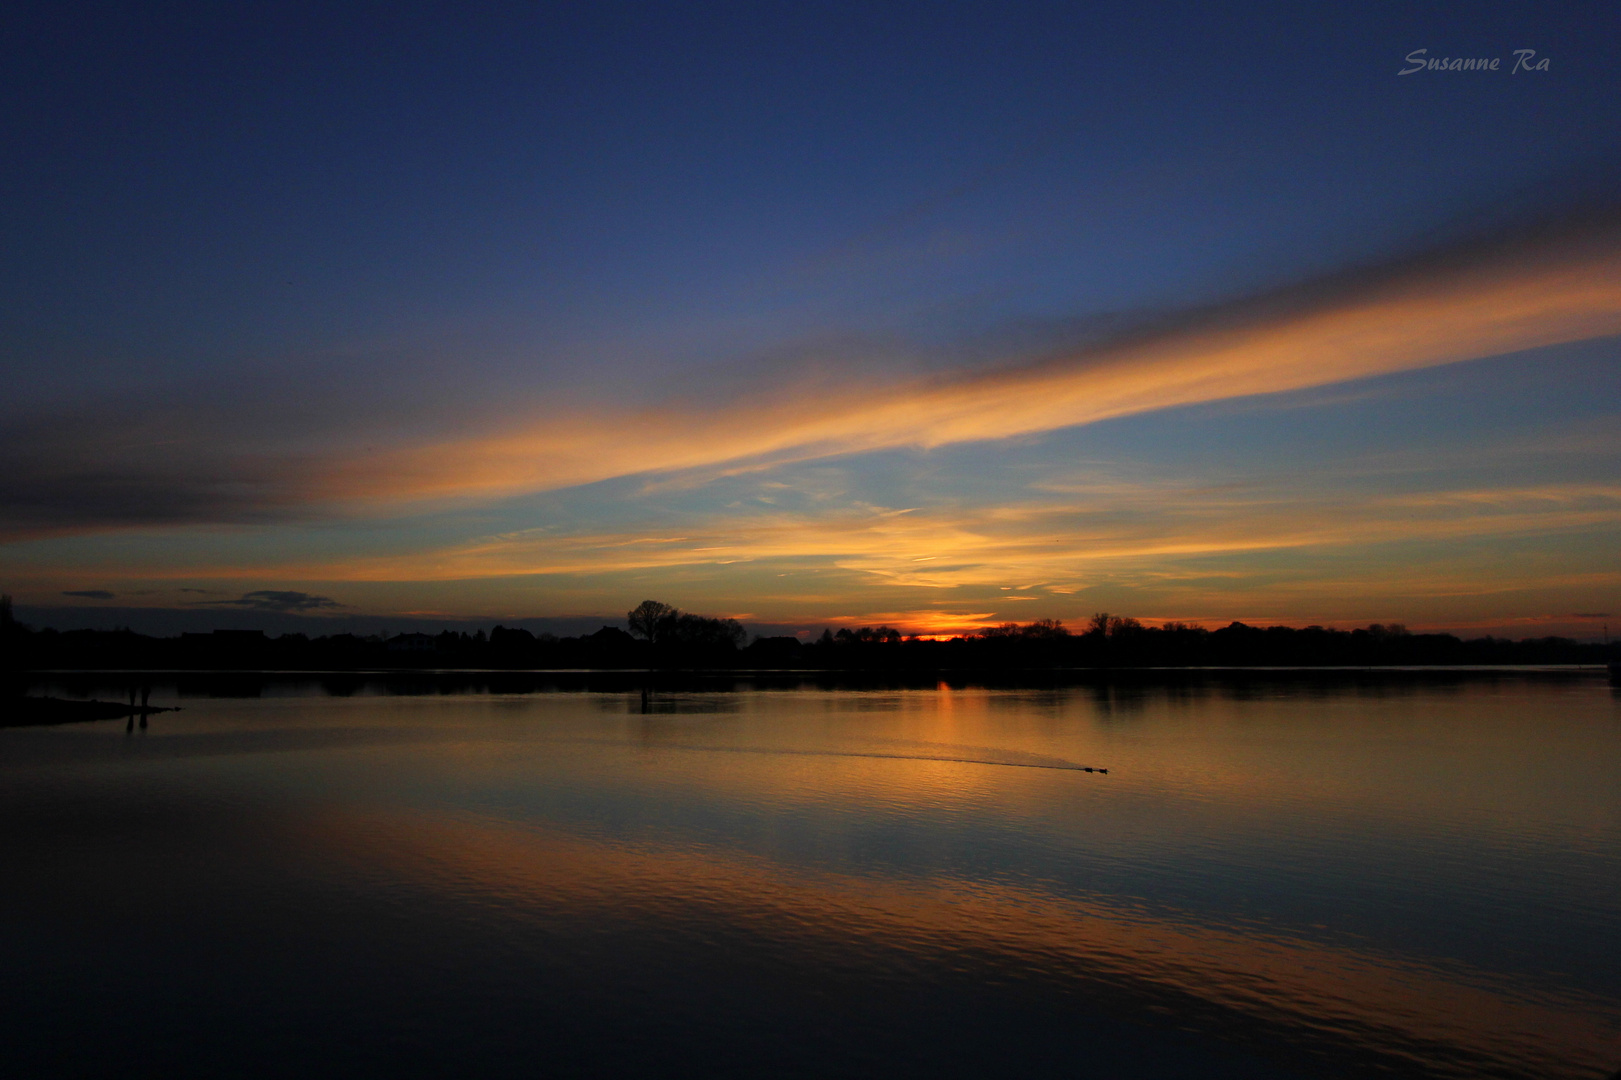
left=4, top=2, right=1619, bottom=638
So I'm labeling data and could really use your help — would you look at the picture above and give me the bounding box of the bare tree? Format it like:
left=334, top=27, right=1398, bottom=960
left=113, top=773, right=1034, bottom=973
left=627, top=600, right=677, bottom=643
left=1089, top=612, right=1141, bottom=638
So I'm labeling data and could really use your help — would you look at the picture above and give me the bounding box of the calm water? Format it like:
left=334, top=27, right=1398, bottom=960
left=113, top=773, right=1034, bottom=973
left=4, top=674, right=1619, bottom=1078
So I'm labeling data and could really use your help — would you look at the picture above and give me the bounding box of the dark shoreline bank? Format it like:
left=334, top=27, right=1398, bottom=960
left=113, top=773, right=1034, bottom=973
left=14, top=664, right=1613, bottom=702
left=6, top=622, right=1617, bottom=673
left=1, top=695, right=178, bottom=727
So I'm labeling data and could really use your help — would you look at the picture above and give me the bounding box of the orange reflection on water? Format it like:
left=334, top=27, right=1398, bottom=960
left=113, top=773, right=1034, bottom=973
left=303, top=799, right=1621, bottom=1080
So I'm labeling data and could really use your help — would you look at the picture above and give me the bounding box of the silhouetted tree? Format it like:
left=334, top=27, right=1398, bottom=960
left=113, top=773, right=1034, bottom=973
left=627, top=600, right=677, bottom=643
left=665, top=613, right=746, bottom=650
left=835, top=626, right=903, bottom=644
left=1090, top=613, right=1142, bottom=638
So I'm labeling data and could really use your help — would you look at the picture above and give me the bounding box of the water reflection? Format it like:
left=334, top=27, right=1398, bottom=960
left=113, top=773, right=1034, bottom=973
left=3, top=674, right=1618, bottom=1078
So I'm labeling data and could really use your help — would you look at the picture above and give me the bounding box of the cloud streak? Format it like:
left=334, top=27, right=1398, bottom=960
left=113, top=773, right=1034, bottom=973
left=4, top=206, right=1620, bottom=541
left=101, top=480, right=1621, bottom=594
left=320, top=209, right=1621, bottom=508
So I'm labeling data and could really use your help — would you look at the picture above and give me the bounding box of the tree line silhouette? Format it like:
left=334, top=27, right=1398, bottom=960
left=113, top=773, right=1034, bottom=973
left=1, top=595, right=1614, bottom=672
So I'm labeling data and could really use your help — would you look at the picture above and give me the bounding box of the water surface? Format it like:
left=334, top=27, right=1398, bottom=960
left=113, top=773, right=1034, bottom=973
left=4, top=674, right=1618, bottom=1078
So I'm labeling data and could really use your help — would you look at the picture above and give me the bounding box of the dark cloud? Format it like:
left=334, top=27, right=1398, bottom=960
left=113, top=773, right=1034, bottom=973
left=203, top=590, right=346, bottom=613
left=1572, top=612, right=1611, bottom=618
left=0, top=418, right=315, bottom=542
left=62, top=589, right=116, bottom=600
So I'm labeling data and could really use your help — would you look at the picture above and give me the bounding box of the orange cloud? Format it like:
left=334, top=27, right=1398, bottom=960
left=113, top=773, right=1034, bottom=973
left=315, top=215, right=1621, bottom=508
left=213, top=480, right=1619, bottom=587
left=37, top=478, right=1614, bottom=628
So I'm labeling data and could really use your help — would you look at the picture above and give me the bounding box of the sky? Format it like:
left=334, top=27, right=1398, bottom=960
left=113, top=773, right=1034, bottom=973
left=4, top=1, right=1620, bottom=639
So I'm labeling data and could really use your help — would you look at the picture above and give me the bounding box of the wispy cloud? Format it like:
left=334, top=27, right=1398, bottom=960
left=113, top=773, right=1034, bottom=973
left=12, top=473, right=1617, bottom=634
left=3, top=207, right=1620, bottom=539
left=317, top=211, right=1621, bottom=508
left=61, top=589, right=116, bottom=600
left=140, top=481, right=1621, bottom=593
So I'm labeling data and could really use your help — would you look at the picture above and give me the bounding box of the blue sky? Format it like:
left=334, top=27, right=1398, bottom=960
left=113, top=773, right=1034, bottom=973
left=4, top=1, right=1619, bottom=636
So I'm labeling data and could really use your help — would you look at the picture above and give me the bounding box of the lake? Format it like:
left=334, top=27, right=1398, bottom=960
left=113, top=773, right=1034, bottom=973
left=3, top=672, right=1618, bottom=1078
